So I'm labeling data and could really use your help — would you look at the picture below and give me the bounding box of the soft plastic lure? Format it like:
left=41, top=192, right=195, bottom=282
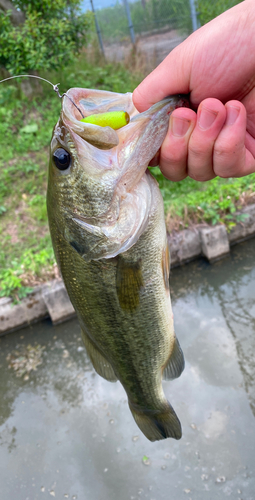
left=80, top=111, right=130, bottom=130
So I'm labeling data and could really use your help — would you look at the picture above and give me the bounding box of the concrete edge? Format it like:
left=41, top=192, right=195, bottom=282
left=1, top=204, right=255, bottom=335
left=168, top=203, right=255, bottom=268
left=0, top=280, right=76, bottom=337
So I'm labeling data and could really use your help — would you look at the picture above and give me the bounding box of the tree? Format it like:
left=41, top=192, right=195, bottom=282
left=0, top=0, right=93, bottom=75
left=196, top=0, right=241, bottom=25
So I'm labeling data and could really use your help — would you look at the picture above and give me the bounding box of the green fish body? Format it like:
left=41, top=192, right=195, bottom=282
left=47, top=89, right=186, bottom=441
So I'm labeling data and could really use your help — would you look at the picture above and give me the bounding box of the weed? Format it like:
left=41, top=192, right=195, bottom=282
left=151, top=168, right=255, bottom=231
left=0, top=57, right=255, bottom=300
left=0, top=57, right=143, bottom=300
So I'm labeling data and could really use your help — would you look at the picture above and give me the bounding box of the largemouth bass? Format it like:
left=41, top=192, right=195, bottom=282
left=47, top=88, right=186, bottom=441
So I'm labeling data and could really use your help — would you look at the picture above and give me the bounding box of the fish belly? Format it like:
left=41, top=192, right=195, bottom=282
left=50, top=177, right=184, bottom=440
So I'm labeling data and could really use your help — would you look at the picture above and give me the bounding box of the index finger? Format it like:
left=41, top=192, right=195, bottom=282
left=132, top=40, right=193, bottom=112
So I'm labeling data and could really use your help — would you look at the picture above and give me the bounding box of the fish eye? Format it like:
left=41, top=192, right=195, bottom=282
left=53, top=148, right=71, bottom=171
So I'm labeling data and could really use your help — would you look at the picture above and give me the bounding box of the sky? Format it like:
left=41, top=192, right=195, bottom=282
left=82, top=0, right=137, bottom=11
left=83, top=0, right=119, bottom=10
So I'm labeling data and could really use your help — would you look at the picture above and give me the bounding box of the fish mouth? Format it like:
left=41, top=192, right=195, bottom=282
left=61, top=88, right=138, bottom=150
left=63, top=88, right=137, bottom=122
left=61, top=89, right=189, bottom=151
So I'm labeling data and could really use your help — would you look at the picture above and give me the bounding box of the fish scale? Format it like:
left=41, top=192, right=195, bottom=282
left=47, top=88, right=187, bottom=441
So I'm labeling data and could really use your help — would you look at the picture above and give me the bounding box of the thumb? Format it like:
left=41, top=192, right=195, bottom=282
left=133, top=38, right=194, bottom=112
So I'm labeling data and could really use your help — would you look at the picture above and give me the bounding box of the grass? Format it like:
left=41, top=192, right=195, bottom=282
left=151, top=167, right=255, bottom=232
left=0, top=56, right=143, bottom=300
left=0, top=54, right=255, bottom=300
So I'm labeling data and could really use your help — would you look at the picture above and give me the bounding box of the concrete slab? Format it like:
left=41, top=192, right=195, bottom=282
left=199, top=225, right=230, bottom=262
left=168, top=229, right=202, bottom=267
left=229, top=204, right=255, bottom=244
left=42, top=280, right=76, bottom=325
left=0, top=287, right=48, bottom=336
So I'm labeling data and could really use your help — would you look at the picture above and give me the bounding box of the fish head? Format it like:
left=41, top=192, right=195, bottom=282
left=47, top=88, right=188, bottom=261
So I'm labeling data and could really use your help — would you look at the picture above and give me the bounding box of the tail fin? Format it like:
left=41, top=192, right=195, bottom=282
left=129, top=401, right=182, bottom=441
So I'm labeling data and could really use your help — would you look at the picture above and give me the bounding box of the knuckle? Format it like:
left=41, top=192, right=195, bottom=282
left=214, top=132, right=244, bottom=159
left=159, top=156, right=187, bottom=181
left=214, top=143, right=242, bottom=170
left=214, top=142, right=236, bottom=159
left=213, top=144, right=245, bottom=178
left=189, top=142, right=208, bottom=160
left=189, top=171, right=215, bottom=182
left=160, top=149, right=186, bottom=166
left=161, top=170, right=187, bottom=182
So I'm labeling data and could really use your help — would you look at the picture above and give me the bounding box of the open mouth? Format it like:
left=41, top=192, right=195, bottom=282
left=61, top=88, right=137, bottom=150
left=64, top=88, right=137, bottom=121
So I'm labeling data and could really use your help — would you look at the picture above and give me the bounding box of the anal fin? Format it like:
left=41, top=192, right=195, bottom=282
left=81, top=329, right=118, bottom=382
left=163, top=337, right=185, bottom=380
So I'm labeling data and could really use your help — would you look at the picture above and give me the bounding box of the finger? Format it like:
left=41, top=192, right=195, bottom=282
left=158, top=107, right=196, bottom=181
left=238, top=87, right=255, bottom=165
left=132, top=40, right=194, bottom=112
left=245, top=130, right=255, bottom=160
left=213, top=101, right=255, bottom=177
left=242, top=87, right=255, bottom=138
left=187, top=98, right=227, bottom=181
left=133, top=1, right=255, bottom=113
left=149, top=151, right=160, bottom=167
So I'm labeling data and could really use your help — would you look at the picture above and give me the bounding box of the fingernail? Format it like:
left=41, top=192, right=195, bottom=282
left=198, top=107, right=218, bottom=130
left=225, top=105, right=240, bottom=126
left=172, top=116, right=191, bottom=137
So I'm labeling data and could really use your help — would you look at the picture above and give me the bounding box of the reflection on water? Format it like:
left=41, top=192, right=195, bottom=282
left=0, top=237, right=255, bottom=500
left=170, top=238, right=255, bottom=417
left=0, top=321, right=89, bottom=427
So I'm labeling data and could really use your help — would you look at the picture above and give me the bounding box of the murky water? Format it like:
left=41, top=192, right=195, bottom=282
left=0, top=238, right=255, bottom=500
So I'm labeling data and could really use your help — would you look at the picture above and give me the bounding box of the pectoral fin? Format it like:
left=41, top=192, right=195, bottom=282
left=162, top=337, right=185, bottom=380
left=162, top=240, right=170, bottom=290
left=81, top=329, right=118, bottom=382
left=116, top=257, right=144, bottom=312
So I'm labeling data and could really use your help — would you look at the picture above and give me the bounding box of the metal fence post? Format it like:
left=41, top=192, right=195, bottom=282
left=90, top=0, right=105, bottom=58
left=123, top=0, right=135, bottom=45
left=189, top=0, right=199, bottom=31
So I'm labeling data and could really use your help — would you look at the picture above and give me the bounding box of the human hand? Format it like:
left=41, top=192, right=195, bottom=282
left=133, top=0, right=255, bottom=181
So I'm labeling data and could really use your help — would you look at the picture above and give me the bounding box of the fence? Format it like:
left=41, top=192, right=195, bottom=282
left=83, top=0, right=199, bottom=67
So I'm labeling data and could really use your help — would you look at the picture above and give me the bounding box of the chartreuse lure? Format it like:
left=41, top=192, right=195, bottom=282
left=80, top=111, right=130, bottom=130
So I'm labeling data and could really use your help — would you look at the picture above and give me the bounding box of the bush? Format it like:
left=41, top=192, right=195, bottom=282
left=0, top=0, right=93, bottom=74
left=197, top=0, right=241, bottom=25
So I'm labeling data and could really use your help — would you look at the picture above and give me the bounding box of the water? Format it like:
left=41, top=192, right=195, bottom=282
left=0, top=238, right=255, bottom=500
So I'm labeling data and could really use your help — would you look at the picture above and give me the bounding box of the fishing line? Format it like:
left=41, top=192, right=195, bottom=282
left=0, top=74, right=85, bottom=118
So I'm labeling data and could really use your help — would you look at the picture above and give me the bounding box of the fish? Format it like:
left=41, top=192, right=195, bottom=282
left=47, top=88, right=187, bottom=441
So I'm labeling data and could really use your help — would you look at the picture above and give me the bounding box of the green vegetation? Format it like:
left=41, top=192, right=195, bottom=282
left=0, top=0, right=92, bottom=74
left=1, top=57, right=254, bottom=301
left=97, top=0, right=192, bottom=42
left=0, top=58, right=143, bottom=300
left=0, top=0, right=252, bottom=300
left=197, top=0, right=241, bottom=26
left=0, top=85, right=57, bottom=301
left=95, top=0, right=242, bottom=43
left=151, top=168, right=255, bottom=232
